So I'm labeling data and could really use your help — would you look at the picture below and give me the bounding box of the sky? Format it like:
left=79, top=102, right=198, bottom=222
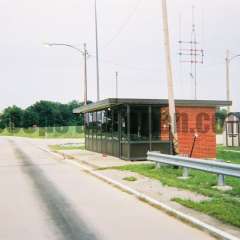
left=1, top=0, right=240, bottom=111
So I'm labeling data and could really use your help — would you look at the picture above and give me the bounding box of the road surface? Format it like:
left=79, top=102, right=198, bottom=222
left=0, top=137, right=215, bottom=240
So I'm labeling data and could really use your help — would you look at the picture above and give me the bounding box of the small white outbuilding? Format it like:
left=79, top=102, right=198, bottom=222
left=223, top=112, right=240, bottom=147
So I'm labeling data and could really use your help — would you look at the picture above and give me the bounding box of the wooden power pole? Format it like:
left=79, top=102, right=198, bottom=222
left=161, top=0, right=179, bottom=154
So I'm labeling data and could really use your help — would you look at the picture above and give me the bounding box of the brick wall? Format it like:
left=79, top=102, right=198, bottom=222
left=160, top=107, right=216, bottom=159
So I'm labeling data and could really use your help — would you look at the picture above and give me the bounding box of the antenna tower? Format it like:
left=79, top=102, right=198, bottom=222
left=178, top=6, right=204, bottom=100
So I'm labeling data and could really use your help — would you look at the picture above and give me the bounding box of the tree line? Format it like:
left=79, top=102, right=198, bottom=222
left=0, top=100, right=85, bottom=129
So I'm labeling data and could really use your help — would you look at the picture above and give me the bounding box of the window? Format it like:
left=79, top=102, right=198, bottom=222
left=96, top=111, right=102, bottom=139
left=130, top=106, right=149, bottom=141
left=101, top=110, right=107, bottom=139
left=84, top=113, right=89, bottom=137
left=92, top=112, right=97, bottom=137
left=113, top=109, right=119, bottom=140
left=106, top=109, right=113, bottom=139
left=88, top=112, right=93, bottom=137
left=152, top=107, right=161, bottom=140
left=227, top=122, right=233, bottom=134
left=121, top=106, right=128, bottom=141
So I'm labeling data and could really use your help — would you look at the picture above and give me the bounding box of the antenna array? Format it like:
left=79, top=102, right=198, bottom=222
left=178, top=6, right=204, bottom=100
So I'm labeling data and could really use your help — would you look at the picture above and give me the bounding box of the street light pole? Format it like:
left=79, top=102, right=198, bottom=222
left=226, top=50, right=230, bottom=113
left=94, top=0, right=100, bottom=101
left=115, top=71, right=119, bottom=98
left=225, top=50, right=240, bottom=113
left=83, top=43, right=88, bottom=105
left=44, top=43, right=89, bottom=105
left=162, top=0, right=179, bottom=154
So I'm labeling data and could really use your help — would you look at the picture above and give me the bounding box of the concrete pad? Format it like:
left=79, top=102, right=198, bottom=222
left=59, top=149, right=151, bottom=169
left=177, top=176, right=191, bottom=180
left=212, top=185, right=233, bottom=191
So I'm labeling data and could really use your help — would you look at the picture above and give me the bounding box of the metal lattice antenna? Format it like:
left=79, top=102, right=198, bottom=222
left=178, top=6, right=204, bottom=100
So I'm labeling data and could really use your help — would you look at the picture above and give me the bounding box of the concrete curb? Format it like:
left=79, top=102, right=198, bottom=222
left=38, top=146, right=240, bottom=240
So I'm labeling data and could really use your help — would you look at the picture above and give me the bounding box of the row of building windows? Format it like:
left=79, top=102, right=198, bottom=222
left=84, top=106, right=169, bottom=142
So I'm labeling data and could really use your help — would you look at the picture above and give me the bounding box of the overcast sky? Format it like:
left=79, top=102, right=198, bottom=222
left=1, top=0, right=240, bottom=111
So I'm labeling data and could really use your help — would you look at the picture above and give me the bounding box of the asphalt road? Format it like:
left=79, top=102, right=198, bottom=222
left=0, top=137, right=215, bottom=240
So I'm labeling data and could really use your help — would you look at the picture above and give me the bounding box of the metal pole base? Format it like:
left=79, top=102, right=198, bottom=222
left=218, top=174, right=225, bottom=187
left=212, top=174, right=232, bottom=191
left=155, top=163, right=161, bottom=169
left=178, top=167, right=190, bottom=180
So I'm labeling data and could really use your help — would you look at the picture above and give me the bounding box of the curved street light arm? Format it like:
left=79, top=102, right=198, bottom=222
left=44, top=42, right=90, bottom=105
left=229, top=54, right=240, bottom=62
left=44, top=43, right=84, bottom=54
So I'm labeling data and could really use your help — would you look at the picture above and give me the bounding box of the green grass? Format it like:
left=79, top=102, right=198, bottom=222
left=0, top=126, right=84, bottom=139
left=217, top=145, right=240, bottom=164
left=218, top=145, right=240, bottom=152
left=123, top=176, right=137, bottom=182
left=114, top=164, right=240, bottom=227
left=49, top=144, right=85, bottom=151
left=174, top=198, right=240, bottom=227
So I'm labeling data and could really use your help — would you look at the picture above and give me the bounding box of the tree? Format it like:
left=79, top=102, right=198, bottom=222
left=0, top=100, right=87, bottom=129
left=1, top=106, right=24, bottom=128
left=0, top=113, right=4, bottom=129
left=216, top=108, right=228, bottom=133
left=67, top=100, right=85, bottom=126
left=29, top=101, right=61, bottom=127
left=216, top=108, right=228, bottom=122
left=22, top=108, right=39, bottom=128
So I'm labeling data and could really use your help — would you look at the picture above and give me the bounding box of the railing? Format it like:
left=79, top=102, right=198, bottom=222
left=147, top=151, right=240, bottom=187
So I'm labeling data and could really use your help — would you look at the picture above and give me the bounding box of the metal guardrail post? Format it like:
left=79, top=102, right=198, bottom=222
left=217, top=159, right=225, bottom=186
left=180, top=154, right=189, bottom=179
left=217, top=174, right=225, bottom=187
left=156, top=163, right=161, bottom=169
left=183, top=167, right=189, bottom=178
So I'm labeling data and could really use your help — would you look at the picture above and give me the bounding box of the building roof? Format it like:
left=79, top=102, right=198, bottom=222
left=73, top=98, right=232, bottom=114
left=228, top=112, right=240, bottom=119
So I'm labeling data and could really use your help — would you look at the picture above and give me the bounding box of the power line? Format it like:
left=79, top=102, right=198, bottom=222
left=102, top=0, right=144, bottom=49
left=202, top=61, right=224, bottom=68
left=89, top=54, right=162, bottom=72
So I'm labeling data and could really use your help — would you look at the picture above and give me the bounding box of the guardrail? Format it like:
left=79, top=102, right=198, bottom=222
left=147, top=151, right=240, bottom=187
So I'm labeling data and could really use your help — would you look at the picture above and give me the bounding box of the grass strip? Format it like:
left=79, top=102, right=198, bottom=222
left=49, top=145, right=85, bottom=151
left=115, top=163, right=240, bottom=227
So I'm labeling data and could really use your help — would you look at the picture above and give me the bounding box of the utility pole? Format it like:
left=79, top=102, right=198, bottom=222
left=162, top=0, right=179, bottom=154
left=115, top=72, right=119, bottom=98
left=83, top=43, right=88, bottom=105
left=226, top=49, right=230, bottom=113
left=225, top=50, right=240, bottom=113
left=94, top=0, right=100, bottom=101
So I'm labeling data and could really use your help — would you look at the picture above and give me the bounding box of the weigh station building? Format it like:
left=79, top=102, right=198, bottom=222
left=74, top=98, right=231, bottom=161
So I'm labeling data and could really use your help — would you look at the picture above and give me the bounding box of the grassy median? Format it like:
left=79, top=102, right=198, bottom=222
left=49, top=144, right=85, bottom=151
left=114, top=149, right=240, bottom=228
left=0, top=126, right=84, bottom=139
left=217, top=145, right=240, bottom=164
